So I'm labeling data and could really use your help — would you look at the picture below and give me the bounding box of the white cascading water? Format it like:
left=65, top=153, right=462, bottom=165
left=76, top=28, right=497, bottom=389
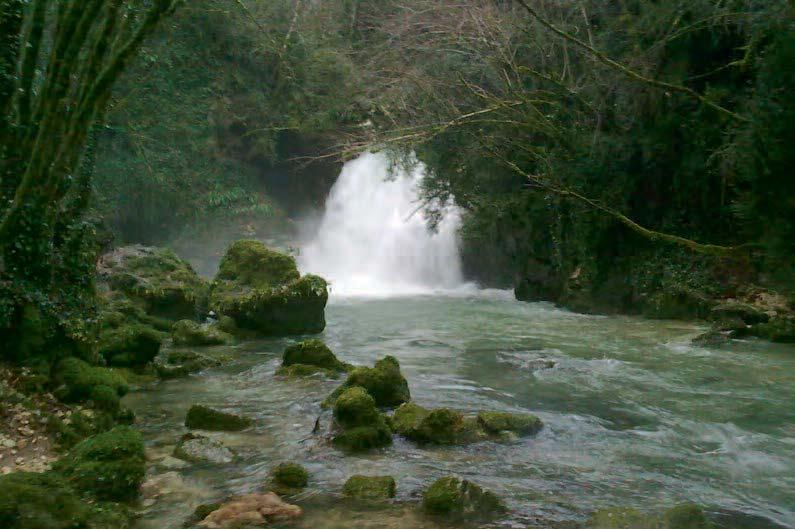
left=299, top=152, right=467, bottom=297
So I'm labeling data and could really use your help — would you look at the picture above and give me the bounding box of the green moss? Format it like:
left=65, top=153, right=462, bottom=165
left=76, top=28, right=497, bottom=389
left=97, top=323, right=164, bottom=367
left=53, top=357, right=128, bottom=404
left=171, top=319, right=232, bottom=346
left=184, top=404, right=252, bottom=431
left=641, top=287, right=714, bottom=321
left=210, top=274, right=328, bottom=336
left=54, top=426, right=146, bottom=502
left=477, top=411, right=543, bottom=436
left=422, top=476, right=504, bottom=518
left=416, top=408, right=464, bottom=445
left=333, top=424, right=392, bottom=452
left=745, top=316, right=795, bottom=343
left=332, top=387, right=393, bottom=452
left=275, top=363, right=340, bottom=378
left=391, top=402, right=429, bottom=436
left=271, top=462, right=309, bottom=490
left=328, top=356, right=410, bottom=409
left=662, top=504, right=714, bottom=529
left=590, top=507, right=655, bottom=529
left=216, top=240, right=300, bottom=289
left=334, top=387, right=381, bottom=428
left=155, top=350, right=226, bottom=379
left=342, top=475, right=396, bottom=500
left=102, top=246, right=207, bottom=320
left=282, top=339, right=348, bottom=371
left=0, top=472, right=114, bottom=529
left=89, top=385, right=121, bottom=414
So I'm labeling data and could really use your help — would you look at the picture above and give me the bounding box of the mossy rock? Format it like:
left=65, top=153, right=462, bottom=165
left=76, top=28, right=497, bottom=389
left=53, top=357, right=128, bottom=405
left=662, top=504, right=715, bottom=529
left=333, top=424, right=392, bottom=452
left=334, top=387, right=382, bottom=429
left=276, top=363, right=340, bottom=378
left=270, top=462, right=309, bottom=490
left=641, top=287, right=714, bottom=321
left=590, top=507, right=656, bottom=529
left=97, top=323, right=164, bottom=367
left=331, top=387, right=392, bottom=452
left=155, top=350, right=226, bottom=379
left=99, top=245, right=208, bottom=320
left=282, top=339, right=348, bottom=372
left=342, top=475, right=396, bottom=501
left=709, top=301, right=769, bottom=325
left=171, top=320, right=232, bottom=346
left=477, top=411, right=542, bottom=436
left=327, top=356, right=410, bottom=409
left=422, top=476, right=505, bottom=519
left=210, top=274, right=328, bottom=336
left=54, top=426, right=146, bottom=502
left=392, top=403, right=486, bottom=445
left=184, top=405, right=252, bottom=431
left=0, top=471, right=132, bottom=529
left=745, top=316, right=795, bottom=343
left=216, top=239, right=300, bottom=289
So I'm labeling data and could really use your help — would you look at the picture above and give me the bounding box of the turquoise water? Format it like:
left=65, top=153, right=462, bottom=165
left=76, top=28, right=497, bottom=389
left=128, top=291, right=795, bottom=528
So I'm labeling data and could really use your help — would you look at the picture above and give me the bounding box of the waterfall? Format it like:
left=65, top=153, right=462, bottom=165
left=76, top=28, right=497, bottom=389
left=298, top=152, right=467, bottom=297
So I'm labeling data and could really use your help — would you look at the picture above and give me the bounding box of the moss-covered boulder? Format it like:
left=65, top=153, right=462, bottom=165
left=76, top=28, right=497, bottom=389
left=745, top=316, right=795, bottom=343
left=0, top=471, right=131, bottom=529
left=662, top=504, right=715, bottom=529
left=641, top=287, right=714, bottom=321
left=709, top=301, right=769, bottom=325
left=154, top=349, right=227, bottom=379
left=52, top=357, right=128, bottom=412
left=422, top=476, right=505, bottom=519
left=270, top=462, right=309, bottom=492
left=173, top=433, right=234, bottom=464
left=477, top=411, right=542, bottom=436
left=171, top=319, right=232, bottom=346
left=327, top=356, right=410, bottom=409
left=54, top=426, right=146, bottom=502
left=98, top=245, right=208, bottom=320
left=342, top=475, right=396, bottom=501
left=332, top=387, right=392, bottom=452
left=208, top=240, right=328, bottom=336
left=97, top=323, right=164, bottom=367
left=185, top=405, right=252, bottom=431
left=280, top=339, right=349, bottom=372
left=392, top=404, right=483, bottom=445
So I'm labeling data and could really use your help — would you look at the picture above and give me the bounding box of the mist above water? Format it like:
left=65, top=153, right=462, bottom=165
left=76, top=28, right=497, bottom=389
left=299, top=152, right=468, bottom=297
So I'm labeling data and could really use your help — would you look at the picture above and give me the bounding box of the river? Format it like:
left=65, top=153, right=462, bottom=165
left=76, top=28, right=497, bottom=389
left=129, top=153, right=795, bottom=528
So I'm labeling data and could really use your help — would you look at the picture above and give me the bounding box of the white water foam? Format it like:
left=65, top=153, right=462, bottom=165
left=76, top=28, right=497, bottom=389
left=298, top=152, right=472, bottom=297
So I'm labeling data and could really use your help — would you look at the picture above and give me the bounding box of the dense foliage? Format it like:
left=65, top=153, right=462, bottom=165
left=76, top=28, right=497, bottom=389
left=344, top=0, right=795, bottom=311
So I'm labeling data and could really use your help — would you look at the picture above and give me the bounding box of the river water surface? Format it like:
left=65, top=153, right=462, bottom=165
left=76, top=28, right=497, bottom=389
left=129, top=290, right=795, bottom=529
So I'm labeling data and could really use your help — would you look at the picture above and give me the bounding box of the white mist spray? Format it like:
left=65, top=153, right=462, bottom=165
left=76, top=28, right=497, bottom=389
left=299, top=152, right=467, bottom=297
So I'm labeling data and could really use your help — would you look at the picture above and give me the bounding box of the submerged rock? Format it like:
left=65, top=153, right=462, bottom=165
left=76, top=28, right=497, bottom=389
left=270, top=462, right=309, bottom=492
left=171, top=320, right=232, bottom=346
left=342, top=475, right=397, bottom=501
left=391, top=404, right=541, bottom=445
left=197, top=492, right=302, bottom=528
left=154, top=349, right=228, bottom=379
left=276, top=339, right=350, bottom=378
left=173, top=433, right=234, bottom=464
left=422, top=476, right=505, bottom=519
left=54, top=426, right=146, bottom=502
left=332, top=387, right=392, bottom=452
left=326, top=356, right=410, bottom=409
left=477, top=411, right=543, bottom=436
left=98, top=245, right=208, bottom=321
left=208, top=240, right=328, bottom=336
left=185, top=405, right=252, bottom=431
left=590, top=507, right=654, bottom=529
left=663, top=504, right=715, bottom=529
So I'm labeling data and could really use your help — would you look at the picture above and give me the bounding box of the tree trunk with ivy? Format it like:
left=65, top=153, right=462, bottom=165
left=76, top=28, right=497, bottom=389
left=0, top=0, right=177, bottom=370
